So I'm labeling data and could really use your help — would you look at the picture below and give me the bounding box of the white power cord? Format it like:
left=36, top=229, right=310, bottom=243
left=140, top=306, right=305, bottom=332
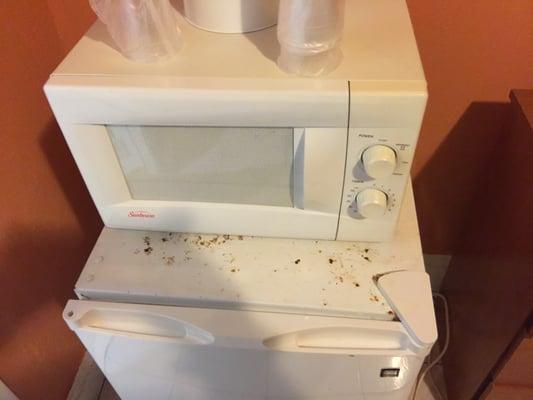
left=412, top=292, right=450, bottom=400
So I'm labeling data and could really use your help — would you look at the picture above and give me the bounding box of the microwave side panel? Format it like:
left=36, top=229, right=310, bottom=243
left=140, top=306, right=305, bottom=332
left=336, top=86, right=427, bottom=242
left=44, top=76, right=350, bottom=240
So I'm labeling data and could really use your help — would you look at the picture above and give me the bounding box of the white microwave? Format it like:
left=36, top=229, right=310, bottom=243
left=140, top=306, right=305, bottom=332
left=45, top=1, right=426, bottom=242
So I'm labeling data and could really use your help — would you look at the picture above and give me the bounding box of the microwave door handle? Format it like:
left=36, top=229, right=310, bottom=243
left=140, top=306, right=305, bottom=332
left=293, top=128, right=306, bottom=209
left=64, top=307, right=214, bottom=345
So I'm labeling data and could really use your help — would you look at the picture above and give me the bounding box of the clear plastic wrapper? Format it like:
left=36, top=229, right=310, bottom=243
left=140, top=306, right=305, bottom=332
left=277, top=0, right=345, bottom=76
left=89, top=0, right=182, bottom=63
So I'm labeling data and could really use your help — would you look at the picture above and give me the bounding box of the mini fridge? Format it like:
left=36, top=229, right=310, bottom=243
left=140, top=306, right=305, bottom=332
left=64, top=183, right=437, bottom=400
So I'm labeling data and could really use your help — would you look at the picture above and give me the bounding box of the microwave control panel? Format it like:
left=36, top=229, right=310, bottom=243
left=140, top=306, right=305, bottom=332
left=336, top=127, right=418, bottom=241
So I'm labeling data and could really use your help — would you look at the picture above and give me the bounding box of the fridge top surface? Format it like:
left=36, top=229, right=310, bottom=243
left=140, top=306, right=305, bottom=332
left=75, top=183, right=425, bottom=321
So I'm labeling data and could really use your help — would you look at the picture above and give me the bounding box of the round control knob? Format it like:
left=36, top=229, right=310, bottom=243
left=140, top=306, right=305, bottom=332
left=356, top=188, right=388, bottom=219
left=362, top=145, right=397, bottom=179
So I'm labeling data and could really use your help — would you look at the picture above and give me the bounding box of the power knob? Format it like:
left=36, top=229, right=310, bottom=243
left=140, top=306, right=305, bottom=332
left=362, top=145, right=397, bottom=179
left=356, top=188, right=388, bottom=219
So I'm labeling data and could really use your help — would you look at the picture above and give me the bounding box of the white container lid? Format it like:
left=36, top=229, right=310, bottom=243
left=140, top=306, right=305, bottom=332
left=183, top=0, right=279, bottom=33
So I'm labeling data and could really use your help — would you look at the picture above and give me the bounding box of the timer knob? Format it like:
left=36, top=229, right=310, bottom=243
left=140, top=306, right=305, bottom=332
left=356, top=189, right=388, bottom=219
left=362, top=145, right=397, bottom=179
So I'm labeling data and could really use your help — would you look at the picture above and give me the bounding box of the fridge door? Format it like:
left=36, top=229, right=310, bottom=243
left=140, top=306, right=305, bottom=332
left=64, top=300, right=424, bottom=400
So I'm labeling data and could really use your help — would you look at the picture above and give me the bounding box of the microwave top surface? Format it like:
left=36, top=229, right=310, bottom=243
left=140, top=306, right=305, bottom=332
left=52, top=0, right=425, bottom=86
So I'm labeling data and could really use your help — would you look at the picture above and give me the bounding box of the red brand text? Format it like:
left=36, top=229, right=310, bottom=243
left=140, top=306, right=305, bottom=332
left=128, top=210, right=155, bottom=218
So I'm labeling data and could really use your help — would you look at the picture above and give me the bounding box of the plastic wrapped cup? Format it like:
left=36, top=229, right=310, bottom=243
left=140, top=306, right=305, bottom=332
left=89, top=0, right=182, bottom=63
left=277, top=0, right=345, bottom=76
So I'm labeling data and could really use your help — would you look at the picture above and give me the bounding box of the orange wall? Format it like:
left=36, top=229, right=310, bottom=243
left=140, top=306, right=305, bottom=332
left=0, top=2, right=98, bottom=400
left=407, top=0, right=533, bottom=253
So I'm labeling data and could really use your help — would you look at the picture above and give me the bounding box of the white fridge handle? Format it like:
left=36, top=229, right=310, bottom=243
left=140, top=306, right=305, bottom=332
left=264, top=326, right=406, bottom=352
left=64, top=305, right=214, bottom=345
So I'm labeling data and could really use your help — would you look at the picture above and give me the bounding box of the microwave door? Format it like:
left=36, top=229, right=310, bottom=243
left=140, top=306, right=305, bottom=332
left=108, top=126, right=296, bottom=208
left=292, top=127, right=347, bottom=215
left=61, top=124, right=347, bottom=240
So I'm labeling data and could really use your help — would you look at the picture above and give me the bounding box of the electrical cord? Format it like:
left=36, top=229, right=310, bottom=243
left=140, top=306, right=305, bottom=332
left=411, top=292, right=450, bottom=400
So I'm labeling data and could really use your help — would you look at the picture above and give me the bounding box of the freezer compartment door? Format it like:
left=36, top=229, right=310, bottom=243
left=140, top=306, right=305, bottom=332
left=64, top=300, right=423, bottom=400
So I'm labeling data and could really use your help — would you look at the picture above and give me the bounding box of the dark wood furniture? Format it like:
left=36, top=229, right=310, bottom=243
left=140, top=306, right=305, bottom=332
left=440, top=90, right=533, bottom=400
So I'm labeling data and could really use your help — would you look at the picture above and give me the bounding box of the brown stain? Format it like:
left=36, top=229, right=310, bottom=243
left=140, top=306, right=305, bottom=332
left=143, top=247, right=153, bottom=255
left=369, top=294, right=380, bottom=302
left=186, top=233, right=251, bottom=250
left=162, top=256, right=175, bottom=266
left=326, top=255, right=362, bottom=289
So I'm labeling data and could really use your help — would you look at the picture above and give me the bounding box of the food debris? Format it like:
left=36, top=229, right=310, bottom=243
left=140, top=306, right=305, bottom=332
left=329, top=258, right=335, bottom=264
left=369, top=294, right=380, bottom=302
left=161, top=237, right=168, bottom=242
left=144, top=246, right=153, bottom=255
left=294, top=259, right=301, bottom=264
left=162, top=256, right=175, bottom=265
left=143, top=236, right=151, bottom=246
left=238, top=235, right=244, bottom=240
left=353, top=282, right=360, bottom=288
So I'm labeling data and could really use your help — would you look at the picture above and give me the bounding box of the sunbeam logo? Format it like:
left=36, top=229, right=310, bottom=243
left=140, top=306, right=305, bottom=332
left=128, top=210, right=155, bottom=218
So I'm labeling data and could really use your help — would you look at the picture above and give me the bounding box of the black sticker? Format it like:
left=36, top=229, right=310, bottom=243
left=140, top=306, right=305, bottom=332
left=380, top=368, right=400, bottom=378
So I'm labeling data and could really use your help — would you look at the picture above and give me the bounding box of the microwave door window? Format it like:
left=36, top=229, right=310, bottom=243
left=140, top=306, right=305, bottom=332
left=107, top=126, right=294, bottom=207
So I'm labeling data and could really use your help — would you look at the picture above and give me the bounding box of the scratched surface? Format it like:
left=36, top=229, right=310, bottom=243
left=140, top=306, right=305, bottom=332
left=75, top=186, right=423, bottom=321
